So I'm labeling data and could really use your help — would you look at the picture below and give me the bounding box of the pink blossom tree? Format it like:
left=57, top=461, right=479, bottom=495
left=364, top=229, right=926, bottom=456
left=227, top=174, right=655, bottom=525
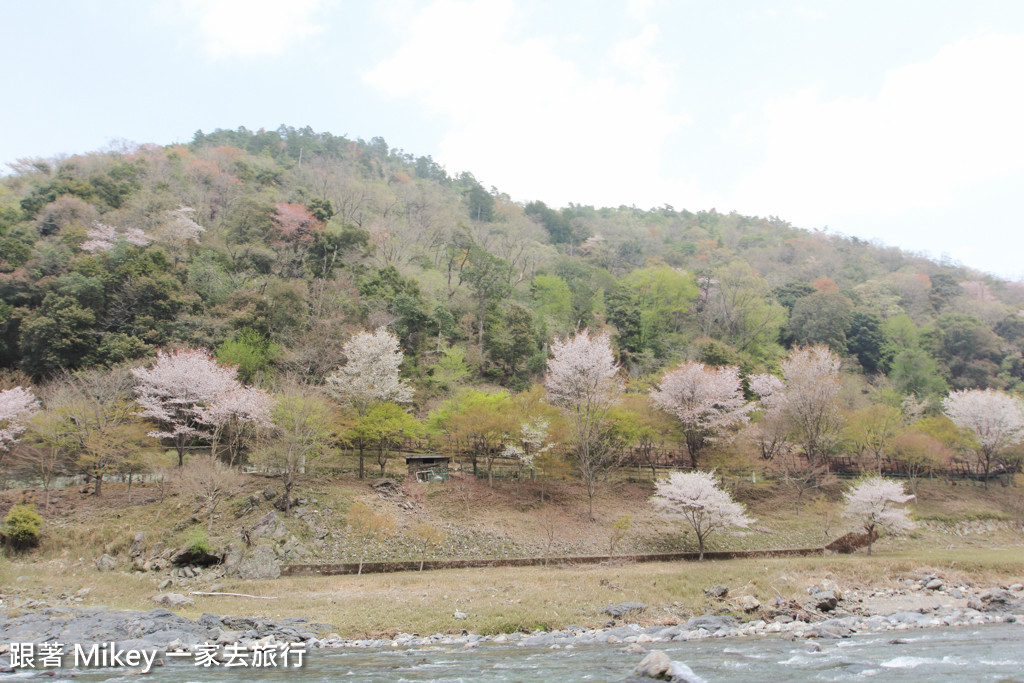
left=842, top=476, right=915, bottom=554
left=197, top=385, right=275, bottom=466
left=326, top=327, right=413, bottom=478
left=750, top=346, right=843, bottom=466
left=650, top=470, right=754, bottom=560
left=650, top=362, right=753, bottom=468
left=545, top=329, right=624, bottom=519
left=132, top=349, right=241, bottom=466
left=943, top=388, right=1024, bottom=488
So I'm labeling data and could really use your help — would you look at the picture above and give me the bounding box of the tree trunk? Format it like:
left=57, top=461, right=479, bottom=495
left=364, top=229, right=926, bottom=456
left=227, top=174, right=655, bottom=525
left=94, top=474, right=103, bottom=497
left=358, top=440, right=365, bottom=479
left=358, top=545, right=365, bottom=575
left=127, top=472, right=133, bottom=504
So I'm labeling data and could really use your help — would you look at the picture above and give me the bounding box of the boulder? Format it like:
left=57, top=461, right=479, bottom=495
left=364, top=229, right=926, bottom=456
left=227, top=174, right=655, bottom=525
left=95, top=554, right=117, bottom=572
left=925, top=578, right=943, bottom=590
left=250, top=511, right=285, bottom=539
left=682, top=615, right=737, bottom=632
left=236, top=544, right=281, bottom=580
left=222, top=541, right=244, bottom=576
left=151, top=593, right=195, bottom=608
left=811, top=591, right=838, bottom=612
left=739, top=596, right=761, bottom=612
left=634, top=650, right=707, bottom=682
left=704, top=585, right=728, bottom=599
left=129, top=532, right=145, bottom=558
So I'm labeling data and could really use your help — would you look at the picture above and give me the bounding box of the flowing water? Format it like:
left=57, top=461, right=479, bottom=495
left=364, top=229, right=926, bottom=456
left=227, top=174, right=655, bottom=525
left=61, top=622, right=1024, bottom=682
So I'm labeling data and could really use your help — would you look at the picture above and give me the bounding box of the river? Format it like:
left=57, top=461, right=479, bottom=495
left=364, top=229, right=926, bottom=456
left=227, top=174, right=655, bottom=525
left=62, top=621, right=1023, bottom=682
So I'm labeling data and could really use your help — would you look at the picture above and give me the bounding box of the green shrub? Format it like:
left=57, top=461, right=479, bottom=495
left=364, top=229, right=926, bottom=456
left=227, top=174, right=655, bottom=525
left=4, top=504, right=43, bottom=550
left=185, top=528, right=211, bottom=555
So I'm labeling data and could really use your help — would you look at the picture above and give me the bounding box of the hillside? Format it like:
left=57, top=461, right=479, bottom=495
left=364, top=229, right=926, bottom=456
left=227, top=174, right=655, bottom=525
left=0, top=125, right=1022, bottom=395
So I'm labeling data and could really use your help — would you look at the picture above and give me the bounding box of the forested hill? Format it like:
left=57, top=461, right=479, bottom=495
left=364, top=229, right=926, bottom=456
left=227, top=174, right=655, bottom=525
left=1, top=125, right=1021, bottom=399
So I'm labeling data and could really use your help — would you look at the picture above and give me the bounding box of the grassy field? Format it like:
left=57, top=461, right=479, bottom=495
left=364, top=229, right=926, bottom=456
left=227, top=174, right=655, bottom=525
left=1, top=472, right=1022, bottom=637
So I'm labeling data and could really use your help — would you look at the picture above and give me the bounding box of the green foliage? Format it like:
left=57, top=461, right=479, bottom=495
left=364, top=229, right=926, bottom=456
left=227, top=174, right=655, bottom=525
left=185, top=528, right=212, bottom=555
left=216, top=329, right=281, bottom=382
left=4, top=504, right=43, bottom=550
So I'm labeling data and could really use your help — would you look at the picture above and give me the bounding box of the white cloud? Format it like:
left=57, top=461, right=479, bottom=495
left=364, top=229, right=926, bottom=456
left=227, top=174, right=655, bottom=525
left=177, top=0, right=327, bottom=59
left=365, top=0, right=691, bottom=207
left=731, top=32, right=1024, bottom=224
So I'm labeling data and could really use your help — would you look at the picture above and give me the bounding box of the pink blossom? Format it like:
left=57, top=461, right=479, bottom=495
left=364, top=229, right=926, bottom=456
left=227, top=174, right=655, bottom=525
left=0, top=386, right=40, bottom=450
left=650, top=470, right=754, bottom=559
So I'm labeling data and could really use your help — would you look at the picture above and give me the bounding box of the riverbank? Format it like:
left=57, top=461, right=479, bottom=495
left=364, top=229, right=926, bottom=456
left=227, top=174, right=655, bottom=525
left=2, top=549, right=1022, bottom=649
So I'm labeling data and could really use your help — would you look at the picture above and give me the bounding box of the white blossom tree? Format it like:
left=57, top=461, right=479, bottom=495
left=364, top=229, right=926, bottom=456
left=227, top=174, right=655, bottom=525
left=0, top=386, right=41, bottom=451
left=132, top=348, right=242, bottom=466
left=81, top=222, right=151, bottom=253
left=842, top=476, right=915, bottom=554
left=326, top=327, right=413, bottom=478
left=0, top=386, right=41, bottom=488
left=943, top=388, right=1024, bottom=488
left=751, top=346, right=843, bottom=466
left=545, top=329, right=624, bottom=519
left=650, top=362, right=754, bottom=468
left=650, top=470, right=754, bottom=560
left=197, top=385, right=275, bottom=466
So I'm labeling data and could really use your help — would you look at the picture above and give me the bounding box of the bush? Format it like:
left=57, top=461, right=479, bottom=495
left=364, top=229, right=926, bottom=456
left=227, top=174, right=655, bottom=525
left=185, top=528, right=211, bottom=555
left=4, top=504, right=43, bottom=550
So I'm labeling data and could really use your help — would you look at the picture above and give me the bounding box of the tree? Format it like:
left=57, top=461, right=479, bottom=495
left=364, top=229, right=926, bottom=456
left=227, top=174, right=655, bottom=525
left=20, top=405, right=74, bottom=510
left=258, top=387, right=332, bottom=514
left=349, top=402, right=423, bottom=476
left=843, top=403, right=902, bottom=472
left=841, top=476, right=915, bottom=555
left=346, top=502, right=394, bottom=575
left=0, top=386, right=40, bottom=452
left=650, top=362, right=753, bottom=468
left=176, top=454, right=247, bottom=530
left=197, top=385, right=275, bottom=466
left=325, top=327, right=413, bottom=478
left=57, top=367, right=146, bottom=497
left=428, top=389, right=518, bottom=485
left=410, top=522, right=445, bottom=571
left=545, top=329, right=624, bottom=519
left=943, top=388, right=1024, bottom=488
left=650, top=470, right=754, bottom=560
left=752, top=346, right=844, bottom=467
left=132, top=348, right=242, bottom=467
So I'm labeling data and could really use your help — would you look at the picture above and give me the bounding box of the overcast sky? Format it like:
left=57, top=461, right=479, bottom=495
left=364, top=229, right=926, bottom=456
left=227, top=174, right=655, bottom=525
left=2, top=1, right=1023, bottom=277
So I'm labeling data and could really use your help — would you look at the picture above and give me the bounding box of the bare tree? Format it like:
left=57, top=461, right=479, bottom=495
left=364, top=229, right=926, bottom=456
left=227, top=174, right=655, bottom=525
left=176, top=454, right=247, bottom=530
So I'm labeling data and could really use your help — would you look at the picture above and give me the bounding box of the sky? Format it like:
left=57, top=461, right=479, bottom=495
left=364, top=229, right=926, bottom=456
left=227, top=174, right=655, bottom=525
left=2, top=0, right=1023, bottom=278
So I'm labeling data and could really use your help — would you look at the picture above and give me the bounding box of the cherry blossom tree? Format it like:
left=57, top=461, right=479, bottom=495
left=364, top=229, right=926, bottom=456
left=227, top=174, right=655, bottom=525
left=650, top=470, right=754, bottom=560
left=81, top=222, right=151, bottom=253
left=162, top=206, right=205, bottom=243
left=650, top=362, right=754, bottom=468
left=197, top=385, right=275, bottom=466
left=0, top=386, right=41, bottom=451
left=326, top=327, right=413, bottom=478
left=545, top=329, right=623, bottom=519
left=751, top=346, right=843, bottom=467
left=943, top=388, right=1024, bottom=488
left=132, top=349, right=241, bottom=467
left=842, top=476, right=915, bottom=554
left=0, top=385, right=41, bottom=488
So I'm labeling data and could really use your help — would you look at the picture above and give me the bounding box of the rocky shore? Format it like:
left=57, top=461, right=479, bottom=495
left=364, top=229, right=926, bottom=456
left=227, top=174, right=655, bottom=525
left=1, top=573, right=1021, bottom=674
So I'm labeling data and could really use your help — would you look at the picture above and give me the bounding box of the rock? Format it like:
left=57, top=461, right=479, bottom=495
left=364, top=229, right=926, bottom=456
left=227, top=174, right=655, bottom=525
left=158, top=579, right=172, bottom=590
left=1010, top=583, right=1023, bottom=592
left=704, top=585, right=728, bottom=599
left=623, top=643, right=646, bottom=654
left=682, top=615, right=737, bottom=632
left=222, top=541, right=244, bottom=576
left=95, top=554, right=118, bottom=572
left=250, top=511, right=285, bottom=539
left=739, top=596, right=761, bottom=612
left=130, top=532, right=145, bottom=558
left=805, top=641, right=822, bottom=653
left=634, top=650, right=672, bottom=678
left=811, top=591, right=838, bottom=612
left=235, top=544, right=281, bottom=580
left=454, top=611, right=467, bottom=620
left=151, top=593, right=195, bottom=608
left=820, top=580, right=842, bottom=600
left=170, top=546, right=223, bottom=568
left=262, top=487, right=277, bottom=501
left=603, top=601, right=646, bottom=618
left=925, top=579, right=944, bottom=590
